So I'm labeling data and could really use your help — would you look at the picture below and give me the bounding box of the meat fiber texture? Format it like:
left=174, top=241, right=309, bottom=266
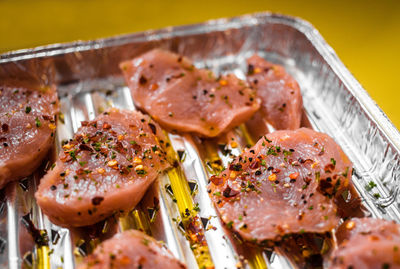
left=329, top=218, right=400, bottom=269
left=120, top=49, right=260, bottom=137
left=36, top=108, right=170, bottom=227
left=208, top=128, right=353, bottom=243
left=78, top=229, right=186, bottom=269
left=246, top=54, right=303, bottom=131
left=0, top=85, right=58, bottom=189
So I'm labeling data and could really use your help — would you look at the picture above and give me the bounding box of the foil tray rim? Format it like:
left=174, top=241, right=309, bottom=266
left=1, top=11, right=398, bottom=154
left=0, top=12, right=313, bottom=61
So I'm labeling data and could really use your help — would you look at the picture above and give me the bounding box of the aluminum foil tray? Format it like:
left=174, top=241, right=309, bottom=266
left=1, top=12, right=400, bottom=269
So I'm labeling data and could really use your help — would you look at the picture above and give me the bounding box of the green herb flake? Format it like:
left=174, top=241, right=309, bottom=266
left=264, top=136, right=272, bottom=143
left=366, top=181, right=377, bottom=191
left=58, top=113, right=65, bottom=124
left=341, top=189, right=349, bottom=201
left=142, top=238, right=150, bottom=246
left=69, top=149, right=77, bottom=161
left=136, top=170, right=147, bottom=175
left=283, top=149, right=292, bottom=157
left=343, top=167, right=349, bottom=177
left=266, top=147, right=277, bottom=156
left=25, top=106, right=32, bottom=114
left=315, top=171, right=321, bottom=182
left=35, top=117, right=41, bottom=127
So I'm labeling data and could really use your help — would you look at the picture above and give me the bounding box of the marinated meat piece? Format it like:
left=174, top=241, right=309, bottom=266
left=245, top=111, right=270, bottom=142
left=329, top=218, right=400, bottom=269
left=120, top=49, right=260, bottom=137
left=36, top=108, right=170, bottom=227
left=247, top=54, right=302, bottom=130
left=208, top=128, right=352, bottom=242
left=78, top=229, right=186, bottom=269
left=0, top=85, right=58, bottom=189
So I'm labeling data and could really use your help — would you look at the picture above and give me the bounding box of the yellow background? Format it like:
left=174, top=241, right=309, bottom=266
left=1, top=0, right=399, bottom=128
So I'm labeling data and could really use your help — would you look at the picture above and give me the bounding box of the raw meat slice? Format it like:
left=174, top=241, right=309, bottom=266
left=208, top=128, right=352, bottom=243
left=36, top=108, right=170, bottom=227
left=78, top=229, right=186, bottom=269
left=120, top=49, right=260, bottom=137
left=247, top=54, right=302, bottom=130
left=0, top=85, right=58, bottom=189
left=329, top=218, right=400, bottom=269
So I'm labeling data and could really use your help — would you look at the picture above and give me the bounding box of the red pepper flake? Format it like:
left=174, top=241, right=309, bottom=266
left=79, top=144, right=92, bottom=151
left=91, top=196, right=104, bottom=206
left=229, top=163, right=242, bottom=171
left=223, top=186, right=239, bottom=198
left=148, top=123, right=157, bottom=135
left=107, top=160, right=118, bottom=167
left=324, top=163, right=335, bottom=173
left=102, top=122, right=111, bottom=129
left=268, top=174, right=277, bottom=181
left=297, top=212, right=304, bottom=221
left=42, top=115, right=53, bottom=121
left=249, top=161, right=259, bottom=169
left=150, top=83, right=159, bottom=90
left=346, top=221, right=355, bottom=230
left=139, top=75, right=148, bottom=85
left=303, top=177, right=312, bottom=184
left=247, top=64, right=255, bottom=75
left=219, top=80, right=228, bottom=86
left=1, top=124, right=9, bottom=132
left=273, top=168, right=281, bottom=174
left=289, top=172, right=299, bottom=180
left=210, top=175, right=224, bottom=186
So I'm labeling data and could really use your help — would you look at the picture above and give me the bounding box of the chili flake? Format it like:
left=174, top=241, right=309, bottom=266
left=268, top=173, right=277, bottom=182
left=107, top=160, right=118, bottom=167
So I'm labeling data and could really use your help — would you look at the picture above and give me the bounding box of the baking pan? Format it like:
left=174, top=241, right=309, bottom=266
left=0, top=12, right=400, bottom=269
